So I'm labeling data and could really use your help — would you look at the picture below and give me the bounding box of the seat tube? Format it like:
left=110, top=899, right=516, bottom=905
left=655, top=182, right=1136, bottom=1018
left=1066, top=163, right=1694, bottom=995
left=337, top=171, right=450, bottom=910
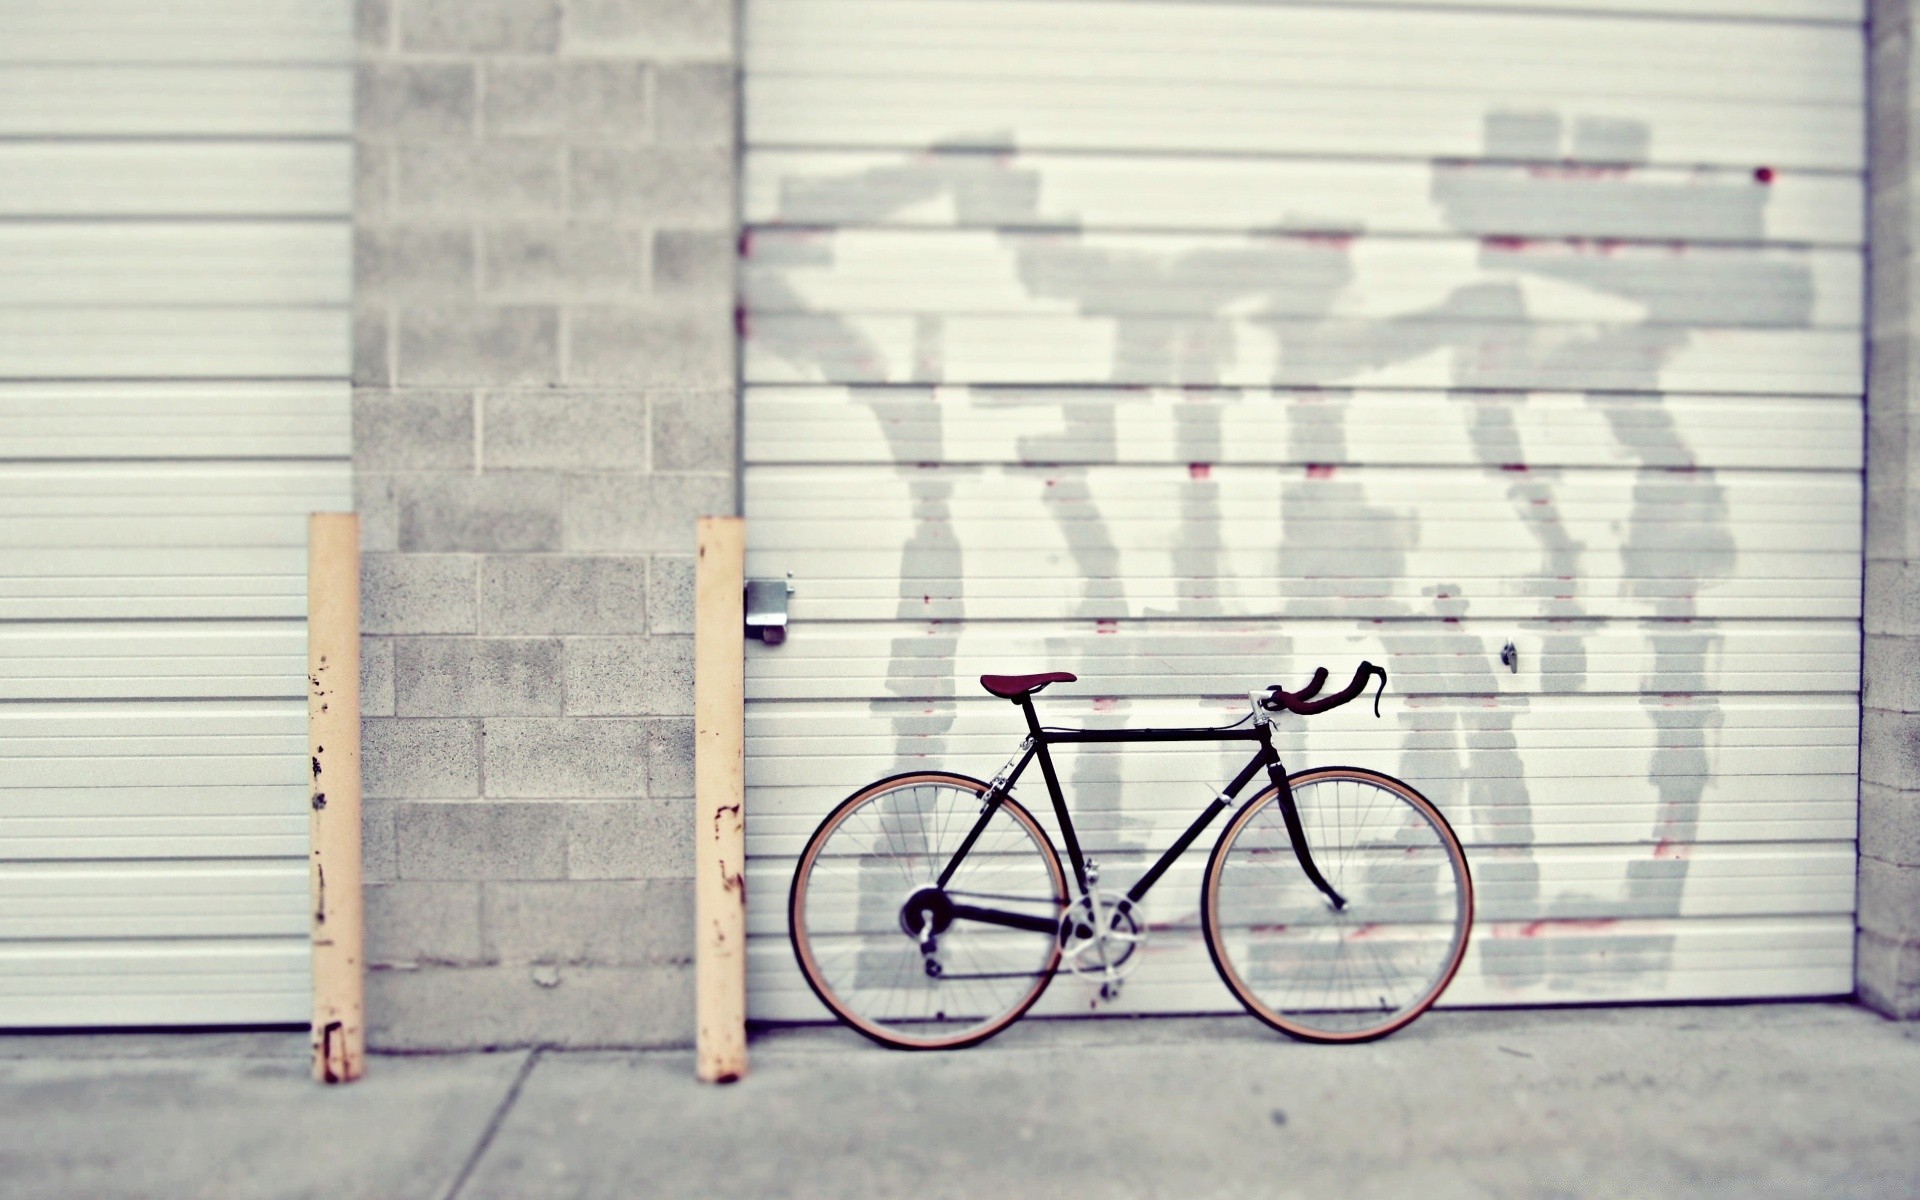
left=1020, top=697, right=1090, bottom=895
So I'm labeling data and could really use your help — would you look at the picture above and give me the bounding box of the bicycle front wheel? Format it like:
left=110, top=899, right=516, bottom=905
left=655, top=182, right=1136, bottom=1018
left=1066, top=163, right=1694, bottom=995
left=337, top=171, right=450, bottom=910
left=789, top=772, right=1068, bottom=1050
left=1202, top=766, right=1473, bottom=1042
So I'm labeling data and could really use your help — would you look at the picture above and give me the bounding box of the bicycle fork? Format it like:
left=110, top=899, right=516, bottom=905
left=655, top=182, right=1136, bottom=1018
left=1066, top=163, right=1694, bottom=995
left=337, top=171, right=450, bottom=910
left=1257, top=730, right=1349, bottom=912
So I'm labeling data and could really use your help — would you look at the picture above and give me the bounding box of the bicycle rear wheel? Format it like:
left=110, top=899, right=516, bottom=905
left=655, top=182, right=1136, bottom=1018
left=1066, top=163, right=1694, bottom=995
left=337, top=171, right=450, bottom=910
left=789, top=772, right=1068, bottom=1050
left=1202, top=766, right=1472, bottom=1042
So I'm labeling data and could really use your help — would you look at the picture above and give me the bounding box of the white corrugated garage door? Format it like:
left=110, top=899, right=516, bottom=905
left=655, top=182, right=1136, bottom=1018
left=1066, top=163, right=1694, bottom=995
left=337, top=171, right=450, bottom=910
left=740, top=0, right=1864, bottom=1019
left=0, top=1, right=351, bottom=1025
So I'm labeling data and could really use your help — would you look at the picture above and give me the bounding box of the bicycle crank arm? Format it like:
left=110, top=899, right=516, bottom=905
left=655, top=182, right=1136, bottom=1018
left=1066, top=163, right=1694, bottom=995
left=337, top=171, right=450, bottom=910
left=947, top=903, right=1065, bottom=936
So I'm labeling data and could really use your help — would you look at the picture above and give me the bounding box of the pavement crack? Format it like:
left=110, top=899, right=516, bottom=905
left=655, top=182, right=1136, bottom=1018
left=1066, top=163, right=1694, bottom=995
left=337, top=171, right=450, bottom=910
left=443, top=1048, right=541, bottom=1200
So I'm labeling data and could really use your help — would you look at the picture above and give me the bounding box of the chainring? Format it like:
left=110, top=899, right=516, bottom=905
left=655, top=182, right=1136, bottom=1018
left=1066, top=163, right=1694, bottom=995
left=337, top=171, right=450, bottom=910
left=1058, top=889, right=1147, bottom=981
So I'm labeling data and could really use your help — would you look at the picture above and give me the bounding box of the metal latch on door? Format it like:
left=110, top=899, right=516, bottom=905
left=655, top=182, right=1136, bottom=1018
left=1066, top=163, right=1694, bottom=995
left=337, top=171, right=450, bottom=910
left=746, top=576, right=794, bottom=645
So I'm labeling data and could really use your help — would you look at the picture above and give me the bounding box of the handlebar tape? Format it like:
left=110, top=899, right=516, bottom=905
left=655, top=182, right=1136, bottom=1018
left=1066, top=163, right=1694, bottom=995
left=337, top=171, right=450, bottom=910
left=1268, top=661, right=1388, bottom=718
left=1295, top=666, right=1329, bottom=702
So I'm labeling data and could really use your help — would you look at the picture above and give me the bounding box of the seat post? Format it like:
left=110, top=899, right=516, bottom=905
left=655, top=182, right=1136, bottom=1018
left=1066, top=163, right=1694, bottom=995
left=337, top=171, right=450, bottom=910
left=1016, top=692, right=1043, bottom=732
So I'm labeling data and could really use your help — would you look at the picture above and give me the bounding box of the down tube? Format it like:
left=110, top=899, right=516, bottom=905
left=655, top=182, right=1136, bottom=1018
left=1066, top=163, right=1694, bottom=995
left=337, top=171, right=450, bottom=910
left=1124, top=750, right=1274, bottom=904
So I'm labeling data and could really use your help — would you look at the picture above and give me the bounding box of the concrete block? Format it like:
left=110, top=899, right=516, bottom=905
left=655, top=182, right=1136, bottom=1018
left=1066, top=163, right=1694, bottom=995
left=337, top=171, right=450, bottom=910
left=647, top=556, right=695, bottom=634
left=395, top=142, right=563, bottom=217
left=647, top=717, right=695, bottom=798
left=480, top=554, right=649, bottom=634
left=1866, top=478, right=1920, bottom=565
left=1856, top=928, right=1920, bottom=1020
left=649, top=389, right=734, bottom=471
left=365, top=881, right=485, bottom=966
left=356, top=63, right=475, bottom=139
left=400, top=0, right=560, bottom=53
left=363, top=796, right=400, bottom=882
left=566, top=307, right=732, bottom=386
left=563, top=472, right=732, bottom=551
left=564, top=636, right=693, bottom=716
left=362, top=635, right=396, bottom=717
left=353, top=307, right=392, bottom=387
left=564, top=0, right=732, bottom=55
left=396, top=305, right=561, bottom=387
left=483, top=61, right=652, bottom=140
left=652, top=229, right=732, bottom=295
left=482, top=62, right=562, bottom=137
left=364, top=717, right=482, bottom=798
left=1866, top=322, right=1908, bottom=392
left=481, top=392, right=650, bottom=470
left=569, top=147, right=732, bottom=225
left=561, top=61, right=653, bottom=139
left=1865, top=634, right=1920, bottom=714
left=1863, top=706, right=1920, bottom=791
left=1866, top=560, right=1920, bottom=636
left=1871, top=55, right=1912, bottom=184
left=355, top=143, right=390, bottom=220
left=394, top=637, right=564, bottom=717
left=1870, top=305, right=1912, bottom=364
left=482, top=879, right=693, bottom=965
left=353, top=391, right=474, bottom=470
left=564, top=798, right=693, bottom=879
left=1873, top=0, right=1904, bottom=42
left=1862, top=781, right=1920, bottom=868
left=1869, top=212, right=1912, bottom=344
left=395, top=800, right=567, bottom=880
left=366, top=961, right=693, bottom=1049
left=358, top=0, right=391, bottom=50
left=396, top=471, right=564, bottom=552
left=1866, top=396, right=1911, bottom=496
left=483, top=718, right=649, bottom=797
left=1871, top=26, right=1914, bottom=125
left=480, top=224, right=647, bottom=300
left=1860, top=855, right=1920, bottom=942
left=653, top=63, right=733, bottom=146
left=355, top=474, right=399, bottom=552
left=361, top=553, right=478, bottom=635
left=355, top=224, right=475, bottom=300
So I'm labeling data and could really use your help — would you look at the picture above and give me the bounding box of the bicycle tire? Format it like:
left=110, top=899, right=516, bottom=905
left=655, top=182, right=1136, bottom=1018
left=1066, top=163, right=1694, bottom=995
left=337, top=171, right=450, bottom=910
left=789, top=771, right=1068, bottom=1050
left=1201, top=766, right=1473, bottom=1043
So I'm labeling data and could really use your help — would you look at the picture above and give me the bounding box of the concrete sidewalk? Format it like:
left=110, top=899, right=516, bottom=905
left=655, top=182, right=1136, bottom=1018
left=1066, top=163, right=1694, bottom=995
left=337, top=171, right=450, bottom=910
left=3, top=1002, right=1917, bottom=1199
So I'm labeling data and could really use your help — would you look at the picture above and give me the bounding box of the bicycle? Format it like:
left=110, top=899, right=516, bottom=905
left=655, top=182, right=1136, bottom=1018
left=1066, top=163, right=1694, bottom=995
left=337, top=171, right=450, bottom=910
left=787, top=661, right=1474, bottom=1050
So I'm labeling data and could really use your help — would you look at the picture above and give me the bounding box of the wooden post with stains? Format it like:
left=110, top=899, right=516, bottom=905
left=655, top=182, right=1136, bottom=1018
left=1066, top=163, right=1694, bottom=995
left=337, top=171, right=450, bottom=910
left=695, top=516, right=748, bottom=1083
left=308, top=513, right=364, bottom=1083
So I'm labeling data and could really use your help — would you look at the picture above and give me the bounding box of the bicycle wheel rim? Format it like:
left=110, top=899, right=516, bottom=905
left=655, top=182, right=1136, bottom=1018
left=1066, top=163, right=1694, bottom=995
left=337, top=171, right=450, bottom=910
left=1204, top=767, right=1473, bottom=1043
left=790, top=773, right=1067, bottom=1050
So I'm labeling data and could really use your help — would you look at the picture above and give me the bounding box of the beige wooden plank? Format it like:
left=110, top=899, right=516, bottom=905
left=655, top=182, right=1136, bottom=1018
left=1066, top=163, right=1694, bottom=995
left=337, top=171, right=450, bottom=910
left=307, top=513, right=362, bottom=1084
left=696, top=517, right=749, bottom=1083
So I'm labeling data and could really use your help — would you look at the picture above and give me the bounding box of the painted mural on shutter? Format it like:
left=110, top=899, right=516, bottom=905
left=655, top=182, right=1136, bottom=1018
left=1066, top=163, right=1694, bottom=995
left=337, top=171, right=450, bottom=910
left=0, top=1, right=352, bottom=1025
left=740, top=0, right=1864, bottom=1019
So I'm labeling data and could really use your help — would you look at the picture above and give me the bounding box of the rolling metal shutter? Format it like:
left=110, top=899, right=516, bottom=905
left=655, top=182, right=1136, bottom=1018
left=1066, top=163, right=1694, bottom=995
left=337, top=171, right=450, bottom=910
left=0, top=1, right=352, bottom=1025
left=740, top=0, right=1865, bottom=1018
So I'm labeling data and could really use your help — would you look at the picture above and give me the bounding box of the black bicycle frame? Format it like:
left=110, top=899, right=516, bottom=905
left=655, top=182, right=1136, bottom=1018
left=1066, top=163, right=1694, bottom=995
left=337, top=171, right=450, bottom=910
left=932, top=694, right=1348, bottom=940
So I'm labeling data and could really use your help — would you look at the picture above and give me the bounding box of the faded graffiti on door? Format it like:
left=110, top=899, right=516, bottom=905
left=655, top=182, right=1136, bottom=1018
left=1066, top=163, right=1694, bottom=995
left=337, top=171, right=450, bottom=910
left=746, top=108, right=1818, bottom=998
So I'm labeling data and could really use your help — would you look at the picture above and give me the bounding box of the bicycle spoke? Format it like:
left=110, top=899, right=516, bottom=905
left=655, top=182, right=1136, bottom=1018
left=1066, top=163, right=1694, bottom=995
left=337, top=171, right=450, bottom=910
left=1207, top=769, right=1470, bottom=1041
left=793, top=776, right=1064, bottom=1049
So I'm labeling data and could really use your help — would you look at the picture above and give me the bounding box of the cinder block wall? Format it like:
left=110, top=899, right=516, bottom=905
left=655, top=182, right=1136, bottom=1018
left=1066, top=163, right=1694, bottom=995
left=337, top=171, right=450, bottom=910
left=352, top=0, right=737, bottom=1048
left=1864, top=0, right=1920, bottom=1019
